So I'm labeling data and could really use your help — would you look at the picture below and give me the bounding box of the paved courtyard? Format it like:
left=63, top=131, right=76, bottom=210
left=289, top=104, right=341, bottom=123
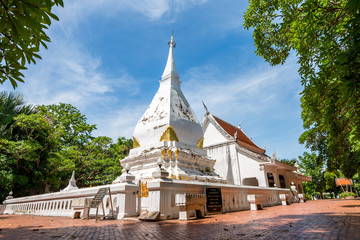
left=1, top=199, right=359, bottom=240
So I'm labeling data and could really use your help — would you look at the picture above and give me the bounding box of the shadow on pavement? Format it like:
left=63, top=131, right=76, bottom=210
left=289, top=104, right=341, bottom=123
left=1, top=200, right=360, bottom=240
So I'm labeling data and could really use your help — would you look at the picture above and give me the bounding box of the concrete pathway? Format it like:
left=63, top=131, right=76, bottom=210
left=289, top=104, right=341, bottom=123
left=1, top=199, right=359, bottom=240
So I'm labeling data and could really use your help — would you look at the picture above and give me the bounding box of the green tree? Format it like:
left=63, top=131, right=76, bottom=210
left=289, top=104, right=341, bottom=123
left=38, top=103, right=96, bottom=147
left=36, top=103, right=97, bottom=188
left=353, top=173, right=360, bottom=197
left=280, top=158, right=297, bottom=166
left=0, top=112, right=63, bottom=200
left=0, top=91, right=36, bottom=137
left=112, top=136, right=133, bottom=158
left=0, top=154, right=13, bottom=202
left=0, top=0, right=64, bottom=88
left=36, top=103, right=132, bottom=188
left=298, top=152, right=326, bottom=197
left=244, top=0, right=360, bottom=178
left=0, top=99, right=132, bottom=203
left=324, top=171, right=339, bottom=195
left=61, top=136, right=124, bottom=188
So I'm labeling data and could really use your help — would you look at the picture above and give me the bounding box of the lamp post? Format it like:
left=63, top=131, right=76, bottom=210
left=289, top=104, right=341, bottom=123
left=157, top=157, right=163, bottom=170
left=125, top=163, right=130, bottom=174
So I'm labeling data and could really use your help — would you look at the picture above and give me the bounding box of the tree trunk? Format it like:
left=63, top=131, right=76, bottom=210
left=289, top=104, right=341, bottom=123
left=44, top=182, right=51, bottom=193
left=355, top=188, right=359, bottom=198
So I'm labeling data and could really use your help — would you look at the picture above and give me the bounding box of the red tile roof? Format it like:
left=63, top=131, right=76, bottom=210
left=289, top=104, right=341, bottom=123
left=212, top=115, right=266, bottom=155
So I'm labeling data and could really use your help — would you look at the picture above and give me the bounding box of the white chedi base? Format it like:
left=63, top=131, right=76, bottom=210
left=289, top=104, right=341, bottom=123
left=121, top=146, right=225, bottom=183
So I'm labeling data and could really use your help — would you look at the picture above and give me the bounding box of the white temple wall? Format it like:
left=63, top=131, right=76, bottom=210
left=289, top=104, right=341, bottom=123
left=0, top=205, right=5, bottom=214
left=203, top=121, right=228, bottom=147
left=229, top=144, right=241, bottom=185
left=237, top=152, right=267, bottom=187
left=206, top=143, right=241, bottom=185
left=145, top=180, right=290, bottom=219
left=3, top=179, right=297, bottom=220
left=206, top=144, right=270, bottom=187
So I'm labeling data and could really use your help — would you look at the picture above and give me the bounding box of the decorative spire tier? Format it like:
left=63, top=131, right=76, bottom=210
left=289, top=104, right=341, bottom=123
left=162, top=32, right=179, bottom=80
left=130, top=32, right=204, bottom=154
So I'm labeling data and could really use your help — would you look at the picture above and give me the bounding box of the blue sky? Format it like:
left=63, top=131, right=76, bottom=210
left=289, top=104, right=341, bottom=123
left=2, top=0, right=307, bottom=160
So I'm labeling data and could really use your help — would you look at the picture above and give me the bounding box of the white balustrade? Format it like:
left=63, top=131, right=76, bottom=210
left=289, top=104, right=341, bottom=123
left=2, top=182, right=139, bottom=219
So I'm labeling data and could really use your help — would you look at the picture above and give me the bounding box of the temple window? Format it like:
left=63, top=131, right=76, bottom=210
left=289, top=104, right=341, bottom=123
left=267, top=172, right=275, bottom=187
left=279, top=175, right=286, bottom=188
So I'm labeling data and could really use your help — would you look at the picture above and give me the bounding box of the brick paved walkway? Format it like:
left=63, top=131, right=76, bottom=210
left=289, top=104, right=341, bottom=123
left=1, top=199, right=360, bottom=240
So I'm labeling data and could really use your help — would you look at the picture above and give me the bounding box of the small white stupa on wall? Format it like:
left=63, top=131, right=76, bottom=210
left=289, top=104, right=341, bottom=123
left=121, top=33, right=224, bottom=183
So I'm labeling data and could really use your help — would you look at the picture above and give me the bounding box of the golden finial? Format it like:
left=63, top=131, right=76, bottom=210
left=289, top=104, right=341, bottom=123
left=171, top=30, right=174, bottom=44
left=168, top=30, right=176, bottom=48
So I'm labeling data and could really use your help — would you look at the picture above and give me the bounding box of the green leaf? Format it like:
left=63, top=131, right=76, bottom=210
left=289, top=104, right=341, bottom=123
left=47, top=12, right=59, bottom=21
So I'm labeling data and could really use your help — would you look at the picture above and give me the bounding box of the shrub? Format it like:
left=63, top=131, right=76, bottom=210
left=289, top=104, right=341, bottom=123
left=305, top=194, right=312, bottom=200
left=339, top=192, right=356, bottom=198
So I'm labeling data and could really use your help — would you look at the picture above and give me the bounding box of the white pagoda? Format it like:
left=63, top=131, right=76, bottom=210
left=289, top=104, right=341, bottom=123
left=121, top=33, right=224, bottom=183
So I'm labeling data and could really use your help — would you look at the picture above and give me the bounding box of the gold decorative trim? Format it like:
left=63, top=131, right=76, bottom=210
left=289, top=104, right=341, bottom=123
left=162, top=149, right=166, bottom=159
left=175, top=149, right=179, bottom=160
left=133, top=136, right=140, bottom=148
left=160, top=125, right=179, bottom=142
left=141, top=182, right=149, bottom=197
left=197, top=137, right=204, bottom=149
left=168, top=150, right=172, bottom=160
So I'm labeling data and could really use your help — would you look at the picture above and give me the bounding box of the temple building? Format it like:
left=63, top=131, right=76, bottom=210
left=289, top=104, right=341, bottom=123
left=2, top=34, right=311, bottom=220
left=202, top=113, right=311, bottom=190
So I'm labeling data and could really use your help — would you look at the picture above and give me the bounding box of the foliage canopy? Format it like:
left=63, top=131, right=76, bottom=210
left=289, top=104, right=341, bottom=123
left=0, top=95, right=131, bottom=203
left=0, top=91, right=36, bottom=137
left=244, top=0, right=360, bottom=177
left=0, top=0, right=63, bottom=88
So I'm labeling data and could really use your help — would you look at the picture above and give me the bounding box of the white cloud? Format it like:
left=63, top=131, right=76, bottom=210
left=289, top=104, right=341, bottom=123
left=4, top=35, right=140, bottom=112
left=93, top=103, right=148, bottom=140
left=182, top=58, right=300, bottom=120
left=179, top=57, right=305, bottom=159
left=55, top=0, right=209, bottom=30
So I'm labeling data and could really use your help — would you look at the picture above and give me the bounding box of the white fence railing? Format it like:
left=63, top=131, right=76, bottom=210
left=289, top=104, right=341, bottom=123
left=2, top=180, right=299, bottom=220
left=2, top=182, right=139, bottom=219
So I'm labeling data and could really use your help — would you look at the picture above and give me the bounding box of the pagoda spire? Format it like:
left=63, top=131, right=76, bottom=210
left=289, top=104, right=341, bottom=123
left=162, top=31, right=180, bottom=80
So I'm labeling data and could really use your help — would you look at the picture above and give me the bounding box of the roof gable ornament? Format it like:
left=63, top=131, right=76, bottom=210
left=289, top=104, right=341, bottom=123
left=160, top=125, right=179, bottom=142
left=234, top=131, right=238, bottom=140
left=271, top=152, right=276, bottom=163
left=197, top=137, right=204, bottom=149
left=202, top=101, right=209, bottom=115
left=133, top=136, right=140, bottom=148
left=294, top=162, right=299, bottom=172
